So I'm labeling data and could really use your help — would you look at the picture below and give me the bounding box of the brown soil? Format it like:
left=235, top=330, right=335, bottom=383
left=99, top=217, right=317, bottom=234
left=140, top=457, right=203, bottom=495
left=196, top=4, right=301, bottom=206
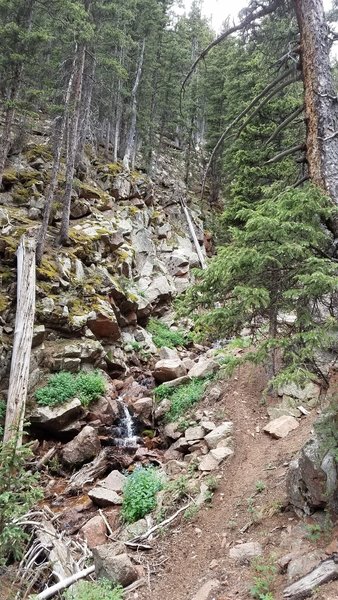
left=136, top=364, right=338, bottom=600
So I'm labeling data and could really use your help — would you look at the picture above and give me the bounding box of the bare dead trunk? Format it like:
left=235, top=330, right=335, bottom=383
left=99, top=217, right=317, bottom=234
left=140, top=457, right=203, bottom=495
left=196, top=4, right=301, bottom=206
left=60, top=45, right=86, bottom=245
left=105, top=120, right=111, bottom=158
left=76, top=51, right=96, bottom=169
left=36, top=59, right=77, bottom=264
left=294, top=0, right=338, bottom=229
left=123, top=39, right=145, bottom=171
left=0, top=72, right=22, bottom=187
left=3, top=233, right=36, bottom=447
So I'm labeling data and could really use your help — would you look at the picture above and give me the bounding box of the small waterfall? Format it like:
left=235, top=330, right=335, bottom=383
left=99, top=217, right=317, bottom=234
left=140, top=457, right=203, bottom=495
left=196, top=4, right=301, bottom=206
left=116, top=397, right=139, bottom=447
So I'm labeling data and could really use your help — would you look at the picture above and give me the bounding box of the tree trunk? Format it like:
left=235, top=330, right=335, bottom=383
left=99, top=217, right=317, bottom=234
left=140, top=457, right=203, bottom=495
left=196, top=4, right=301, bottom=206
left=3, top=233, right=36, bottom=447
left=294, top=0, right=338, bottom=227
left=76, top=51, right=96, bottom=170
left=36, top=58, right=77, bottom=264
left=60, top=45, right=86, bottom=244
left=123, top=38, right=146, bottom=171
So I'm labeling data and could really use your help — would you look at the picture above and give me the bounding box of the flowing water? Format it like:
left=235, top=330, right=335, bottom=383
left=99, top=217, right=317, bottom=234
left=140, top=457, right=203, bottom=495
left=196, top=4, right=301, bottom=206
left=116, top=397, right=139, bottom=447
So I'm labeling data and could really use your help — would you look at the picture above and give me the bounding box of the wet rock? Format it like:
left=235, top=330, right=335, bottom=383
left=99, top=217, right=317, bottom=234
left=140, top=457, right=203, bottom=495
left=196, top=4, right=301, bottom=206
left=80, top=515, right=107, bottom=549
left=264, top=415, right=299, bottom=439
left=188, top=357, right=219, bottom=379
left=88, top=487, right=123, bottom=507
left=98, top=470, right=126, bottom=493
left=229, top=541, right=263, bottom=563
left=191, top=579, right=220, bottom=600
left=62, top=425, right=101, bottom=467
left=153, top=358, right=186, bottom=383
left=204, top=422, right=234, bottom=449
left=30, top=398, right=84, bottom=434
left=93, top=547, right=138, bottom=586
left=133, top=397, right=153, bottom=420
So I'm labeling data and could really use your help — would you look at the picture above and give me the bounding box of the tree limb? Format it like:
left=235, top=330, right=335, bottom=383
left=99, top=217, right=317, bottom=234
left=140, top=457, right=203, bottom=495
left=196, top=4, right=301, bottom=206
left=265, top=143, right=305, bottom=164
left=182, top=0, right=282, bottom=92
left=36, top=566, right=95, bottom=599
left=201, top=71, right=299, bottom=197
left=266, top=104, right=304, bottom=144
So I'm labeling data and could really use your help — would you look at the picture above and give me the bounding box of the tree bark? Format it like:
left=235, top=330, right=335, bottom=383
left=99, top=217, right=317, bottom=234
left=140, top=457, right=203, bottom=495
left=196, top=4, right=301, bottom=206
left=123, top=38, right=146, bottom=171
left=294, top=0, right=338, bottom=227
left=36, top=56, right=77, bottom=264
left=3, top=233, right=36, bottom=447
left=60, top=45, right=86, bottom=244
left=76, top=51, right=96, bottom=170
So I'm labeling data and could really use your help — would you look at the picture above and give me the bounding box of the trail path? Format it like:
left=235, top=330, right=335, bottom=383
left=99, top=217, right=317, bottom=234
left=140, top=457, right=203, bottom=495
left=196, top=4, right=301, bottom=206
left=137, top=364, right=338, bottom=600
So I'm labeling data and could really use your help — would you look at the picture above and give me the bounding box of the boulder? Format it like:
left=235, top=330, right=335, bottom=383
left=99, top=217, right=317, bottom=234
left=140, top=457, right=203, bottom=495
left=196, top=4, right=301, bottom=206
left=287, top=431, right=338, bottom=515
left=153, top=358, right=187, bottom=383
left=278, top=381, right=321, bottom=402
left=111, top=175, right=131, bottom=200
left=87, top=301, right=121, bottom=341
left=32, top=324, right=46, bottom=348
left=198, top=453, right=219, bottom=472
left=30, top=398, right=84, bottom=434
left=132, top=397, right=153, bottom=420
left=92, top=547, right=138, bottom=587
left=229, top=542, right=262, bottom=563
left=80, top=515, right=107, bottom=549
left=164, top=422, right=182, bottom=440
left=287, top=550, right=323, bottom=582
left=159, top=346, right=179, bottom=360
left=188, top=357, right=219, bottom=379
left=210, top=447, right=233, bottom=462
left=264, top=415, right=299, bottom=439
left=88, top=487, right=123, bottom=507
left=98, top=470, right=126, bottom=493
left=204, top=422, right=234, bottom=449
left=207, top=385, right=222, bottom=402
left=62, top=425, right=101, bottom=467
left=185, top=426, right=206, bottom=442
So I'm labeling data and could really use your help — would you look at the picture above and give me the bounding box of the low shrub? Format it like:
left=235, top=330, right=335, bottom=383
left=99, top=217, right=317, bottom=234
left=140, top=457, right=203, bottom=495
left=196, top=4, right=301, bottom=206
left=147, top=318, right=188, bottom=348
left=122, top=466, right=163, bottom=523
left=35, top=371, right=106, bottom=408
left=155, top=378, right=206, bottom=422
left=64, top=579, right=123, bottom=600
left=0, top=440, right=43, bottom=564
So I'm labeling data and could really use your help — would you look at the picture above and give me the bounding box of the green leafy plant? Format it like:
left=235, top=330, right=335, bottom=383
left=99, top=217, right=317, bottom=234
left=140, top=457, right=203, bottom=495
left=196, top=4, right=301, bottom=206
left=35, top=371, right=106, bottom=408
left=64, top=579, right=123, bottom=600
left=147, top=318, right=189, bottom=348
left=155, top=378, right=206, bottom=422
left=250, top=557, right=276, bottom=599
left=0, top=440, right=43, bottom=564
left=255, top=480, right=266, bottom=493
left=0, top=399, right=6, bottom=437
left=183, top=504, right=200, bottom=520
left=305, top=523, right=322, bottom=542
left=122, top=467, right=163, bottom=523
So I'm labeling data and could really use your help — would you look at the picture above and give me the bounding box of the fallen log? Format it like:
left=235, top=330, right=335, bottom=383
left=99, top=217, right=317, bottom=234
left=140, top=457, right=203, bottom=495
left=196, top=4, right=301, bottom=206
left=128, top=502, right=192, bottom=543
left=36, top=565, right=95, bottom=599
left=65, top=449, right=109, bottom=493
left=283, top=557, right=338, bottom=598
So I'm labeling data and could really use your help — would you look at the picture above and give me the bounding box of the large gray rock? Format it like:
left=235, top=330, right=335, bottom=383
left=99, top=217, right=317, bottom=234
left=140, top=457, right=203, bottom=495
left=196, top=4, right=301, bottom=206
left=153, top=358, right=187, bottom=383
left=278, top=381, right=321, bottom=402
left=229, top=542, right=262, bottom=563
left=264, top=415, right=299, bottom=439
left=62, top=425, right=101, bottom=467
left=188, top=357, right=219, bottom=379
left=204, top=422, right=233, bottom=449
left=30, top=398, right=84, bottom=433
left=185, top=425, right=206, bottom=441
left=88, top=487, right=123, bottom=507
left=98, top=470, right=127, bottom=493
left=92, top=546, right=138, bottom=586
left=287, top=428, right=338, bottom=515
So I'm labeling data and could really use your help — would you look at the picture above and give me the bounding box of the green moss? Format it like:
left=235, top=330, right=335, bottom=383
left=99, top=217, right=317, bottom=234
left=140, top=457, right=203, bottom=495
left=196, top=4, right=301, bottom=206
left=97, top=162, right=122, bottom=176
left=2, top=169, right=18, bottom=186
left=128, top=205, right=140, bottom=216
left=0, top=294, right=9, bottom=313
left=0, top=267, right=13, bottom=284
left=24, top=143, right=53, bottom=163
left=37, top=258, right=59, bottom=281
left=12, top=185, right=31, bottom=204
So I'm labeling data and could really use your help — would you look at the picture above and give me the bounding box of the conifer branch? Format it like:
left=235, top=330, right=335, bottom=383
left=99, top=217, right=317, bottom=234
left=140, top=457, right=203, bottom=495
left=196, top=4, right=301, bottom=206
left=201, top=71, right=299, bottom=198
left=266, top=104, right=304, bottom=145
left=182, top=0, right=282, bottom=92
left=265, top=143, right=305, bottom=164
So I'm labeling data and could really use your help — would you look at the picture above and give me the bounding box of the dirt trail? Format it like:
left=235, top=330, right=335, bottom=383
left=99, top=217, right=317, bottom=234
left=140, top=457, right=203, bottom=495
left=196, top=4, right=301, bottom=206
left=137, top=365, right=337, bottom=600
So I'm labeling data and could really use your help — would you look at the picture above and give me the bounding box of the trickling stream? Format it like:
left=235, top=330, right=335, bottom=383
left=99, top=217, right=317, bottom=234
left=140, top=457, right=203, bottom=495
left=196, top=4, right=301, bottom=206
left=115, top=397, right=140, bottom=447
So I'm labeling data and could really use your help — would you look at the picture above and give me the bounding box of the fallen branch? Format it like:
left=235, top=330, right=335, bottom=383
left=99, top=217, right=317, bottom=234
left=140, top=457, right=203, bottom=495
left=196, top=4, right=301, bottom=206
left=36, top=565, right=95, bottom=600
left=128, top=502, right=192, bottom=543
left=283, top=557, right=338, bottom=598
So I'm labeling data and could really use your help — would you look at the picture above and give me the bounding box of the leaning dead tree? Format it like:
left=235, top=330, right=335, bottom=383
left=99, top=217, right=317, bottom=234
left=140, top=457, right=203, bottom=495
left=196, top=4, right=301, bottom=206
left=123, top=38, right=146, bottom=172
left=3, top=232, right=36, bottom=447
